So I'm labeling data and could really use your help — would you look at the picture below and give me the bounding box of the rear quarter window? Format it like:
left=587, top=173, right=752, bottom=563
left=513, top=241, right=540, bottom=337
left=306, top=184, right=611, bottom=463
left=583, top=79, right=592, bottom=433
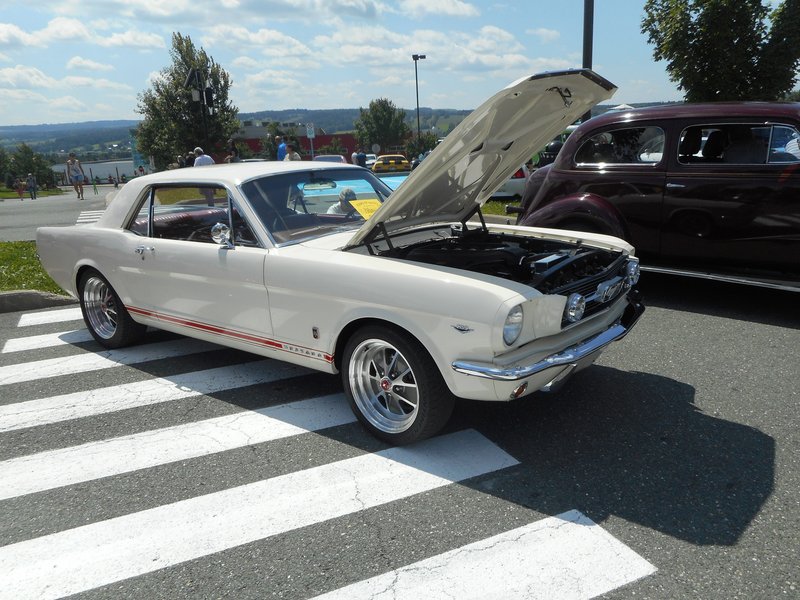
left=574, top=127, right=665, bottom=165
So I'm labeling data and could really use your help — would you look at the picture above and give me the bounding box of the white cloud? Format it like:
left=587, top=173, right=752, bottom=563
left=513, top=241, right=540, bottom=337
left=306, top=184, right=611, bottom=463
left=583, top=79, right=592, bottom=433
left=97, top=30, right=166, bottom=48
left=38, top=17, right=92, bottom=42
left=0, top=52, right=10, bottom=62
left=0, top=65, right=58, bottom=88
left=0, top=22, right=41, bottom=47
left=49, top=95, right=86, bottom=111
left=528, top=27, right=560, bottom=44
left=232, top=56, right=259, bottom=69
left=0, top=87, right=49, bottom=103
left=67, top=56, right=114, bottom=71
left=400, top=0, right=479, bottom=18
left=64, top=76, right=132, bottom=90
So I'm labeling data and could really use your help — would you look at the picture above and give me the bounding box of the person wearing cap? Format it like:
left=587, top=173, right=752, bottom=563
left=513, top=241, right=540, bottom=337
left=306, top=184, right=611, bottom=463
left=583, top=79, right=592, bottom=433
left=327, top=187, right=358, bottom=215
left=26, top=173, right=38, bottom=200
left=193, top=146, right=215, bottom=166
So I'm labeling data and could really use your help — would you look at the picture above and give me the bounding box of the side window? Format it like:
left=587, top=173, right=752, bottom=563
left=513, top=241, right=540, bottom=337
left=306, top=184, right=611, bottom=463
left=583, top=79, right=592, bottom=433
left=574, top=127, right=664, bottom=165
left=768, top=125, right=800, bottom=163
left=231, top=203, right=259, bottom=247
left=125, top=186, right=259, bottom=246
left=127, top=191, right=151, bottom=236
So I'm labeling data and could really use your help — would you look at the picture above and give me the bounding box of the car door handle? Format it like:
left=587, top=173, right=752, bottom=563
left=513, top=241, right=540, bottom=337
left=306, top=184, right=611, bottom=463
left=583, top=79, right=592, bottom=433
left=135, top=245, right=155, bottom=256
left=666, top=183, right=685, bottom=189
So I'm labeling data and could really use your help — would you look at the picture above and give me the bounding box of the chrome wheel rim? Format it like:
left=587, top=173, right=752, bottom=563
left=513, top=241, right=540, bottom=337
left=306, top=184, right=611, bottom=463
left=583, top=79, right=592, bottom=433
left=348, top=338, right=419, bottom=434
left=83, top=276, right=118, bottom=339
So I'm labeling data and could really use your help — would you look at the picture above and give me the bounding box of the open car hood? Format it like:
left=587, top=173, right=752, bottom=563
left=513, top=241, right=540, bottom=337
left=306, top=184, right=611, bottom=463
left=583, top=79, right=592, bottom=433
left=348, top=69, right=616, bottom=247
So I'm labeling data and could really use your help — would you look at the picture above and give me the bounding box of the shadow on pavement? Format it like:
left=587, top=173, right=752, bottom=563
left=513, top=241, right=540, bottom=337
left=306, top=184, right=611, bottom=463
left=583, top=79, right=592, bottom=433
left=451, top=365, right=774, bottom=546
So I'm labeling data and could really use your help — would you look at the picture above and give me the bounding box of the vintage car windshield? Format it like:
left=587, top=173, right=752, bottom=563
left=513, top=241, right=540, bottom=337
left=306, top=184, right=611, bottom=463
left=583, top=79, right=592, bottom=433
left=240, top=169, right=393, bottom=245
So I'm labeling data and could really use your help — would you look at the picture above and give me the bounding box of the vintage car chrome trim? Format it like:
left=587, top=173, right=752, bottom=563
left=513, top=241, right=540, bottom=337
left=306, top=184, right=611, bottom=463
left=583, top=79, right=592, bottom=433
left=127, top=306, right=334, bottom=363
left=452, top=298, right=644, bottom=381
left=641, top=265, right=800, bottom=292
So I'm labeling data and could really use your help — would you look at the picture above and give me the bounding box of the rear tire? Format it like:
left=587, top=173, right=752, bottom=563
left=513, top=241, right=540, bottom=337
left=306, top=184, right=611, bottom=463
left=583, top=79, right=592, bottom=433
left=78, top=269, right=146, bottom=349
left=342, top=325, right=455, bottom=445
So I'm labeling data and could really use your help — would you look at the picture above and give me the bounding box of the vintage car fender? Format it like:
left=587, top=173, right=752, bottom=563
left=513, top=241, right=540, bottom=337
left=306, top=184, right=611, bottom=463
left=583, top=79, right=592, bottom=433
left=520, top=192, right=629, bottom=240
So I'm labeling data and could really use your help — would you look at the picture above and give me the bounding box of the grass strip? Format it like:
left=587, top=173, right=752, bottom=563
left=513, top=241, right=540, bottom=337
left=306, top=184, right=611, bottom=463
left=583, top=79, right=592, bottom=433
left=0, top=241, right=67, bottom=295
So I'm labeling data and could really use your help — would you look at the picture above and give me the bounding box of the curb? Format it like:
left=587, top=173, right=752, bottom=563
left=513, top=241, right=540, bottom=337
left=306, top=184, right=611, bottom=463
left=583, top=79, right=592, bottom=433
left=0, top=291, right=77, bottom=314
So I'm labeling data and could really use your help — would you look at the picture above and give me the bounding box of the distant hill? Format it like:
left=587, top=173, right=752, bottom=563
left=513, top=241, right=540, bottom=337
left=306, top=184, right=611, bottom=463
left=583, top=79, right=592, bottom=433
left=0, top=103, right=672, bottom=156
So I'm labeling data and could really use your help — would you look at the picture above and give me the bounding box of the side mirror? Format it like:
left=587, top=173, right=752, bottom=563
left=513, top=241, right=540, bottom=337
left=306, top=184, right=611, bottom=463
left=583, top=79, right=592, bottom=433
left=211, top=222, right=233, bottom=248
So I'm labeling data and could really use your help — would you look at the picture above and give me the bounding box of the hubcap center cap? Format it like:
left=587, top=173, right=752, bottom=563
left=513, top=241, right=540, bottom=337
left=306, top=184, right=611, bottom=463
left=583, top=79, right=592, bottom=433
left=380, top=377, right=391, bottom=391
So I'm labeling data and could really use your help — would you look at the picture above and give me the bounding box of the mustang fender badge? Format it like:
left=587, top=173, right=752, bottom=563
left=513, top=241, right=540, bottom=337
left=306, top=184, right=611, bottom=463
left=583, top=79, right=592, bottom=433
left=452, top=324, right=474, bottom=334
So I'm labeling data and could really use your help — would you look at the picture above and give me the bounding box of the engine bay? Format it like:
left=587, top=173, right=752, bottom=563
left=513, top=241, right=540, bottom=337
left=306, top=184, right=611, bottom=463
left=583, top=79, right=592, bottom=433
left=380, top=227, right=627, bottom=295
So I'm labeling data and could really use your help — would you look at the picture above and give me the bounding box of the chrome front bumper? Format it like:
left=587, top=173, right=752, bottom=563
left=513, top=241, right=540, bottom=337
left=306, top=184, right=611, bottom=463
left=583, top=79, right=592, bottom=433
left=452, top=294, right=645, bottom=382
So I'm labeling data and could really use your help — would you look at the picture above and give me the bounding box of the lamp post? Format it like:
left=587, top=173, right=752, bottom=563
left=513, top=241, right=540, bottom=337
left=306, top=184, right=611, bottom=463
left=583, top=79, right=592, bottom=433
left=412, top=54, right=426, bottom=139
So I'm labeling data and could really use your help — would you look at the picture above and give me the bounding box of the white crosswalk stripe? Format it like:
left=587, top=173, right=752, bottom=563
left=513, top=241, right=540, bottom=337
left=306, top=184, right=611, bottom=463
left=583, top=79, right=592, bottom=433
left=0, top=394, right=355, bottom=499
left=0, top=360, right=310, bottom=432
left=0, top=337, right=218, bottom=384
left=2, top=328, right=93, bottom=353
left=0, top=306, right=657, bottom=599
left=16, top=306, right=82, bottom=327
left=313, top=510, right=656, bottom=600
left=76, top=210, right=105, bottom=224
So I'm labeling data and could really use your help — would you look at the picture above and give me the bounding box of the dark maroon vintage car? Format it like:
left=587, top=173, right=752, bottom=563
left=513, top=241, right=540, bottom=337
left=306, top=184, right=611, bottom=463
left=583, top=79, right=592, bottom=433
left=512, top=103, right=800, bottom=291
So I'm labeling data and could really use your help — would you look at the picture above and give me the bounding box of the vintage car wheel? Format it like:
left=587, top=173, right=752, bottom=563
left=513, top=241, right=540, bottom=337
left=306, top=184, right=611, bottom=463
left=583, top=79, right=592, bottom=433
left=78, top=269, right=146, bottom=349
left=342, top=326, right=455, bottom=445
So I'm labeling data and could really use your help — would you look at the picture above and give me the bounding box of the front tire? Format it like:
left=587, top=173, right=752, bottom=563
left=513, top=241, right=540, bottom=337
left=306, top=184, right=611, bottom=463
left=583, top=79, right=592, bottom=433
left=78, top=269, right=146, bottom=349
left=342, top=325, right=455, bottom=445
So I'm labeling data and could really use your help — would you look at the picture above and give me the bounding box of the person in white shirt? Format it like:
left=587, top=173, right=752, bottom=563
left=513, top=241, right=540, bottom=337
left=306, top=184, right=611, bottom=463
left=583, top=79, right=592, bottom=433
left=283, top=143, right=301, bottom=161
left=193, top=146, right=215, bottom=166
left=327, top=188, right=357, bottom=215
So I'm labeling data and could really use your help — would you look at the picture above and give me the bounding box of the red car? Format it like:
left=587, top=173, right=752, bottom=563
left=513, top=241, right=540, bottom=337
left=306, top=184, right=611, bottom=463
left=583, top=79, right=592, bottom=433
left=512, top=103, right=800, bottom=291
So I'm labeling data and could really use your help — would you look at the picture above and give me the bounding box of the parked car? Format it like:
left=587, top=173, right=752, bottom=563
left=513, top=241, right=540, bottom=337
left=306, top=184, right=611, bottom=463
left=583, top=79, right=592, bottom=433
left=491, top=164, right=530, bottom=199
left=37, top=69, right=644, bottom=445
left=312, top=154, right=347, bottom=163
left=371, top=154, right=411, bottom=173
left=365, top=153, right=377, bottom=168
left=512, top=103, right=800, bottom=291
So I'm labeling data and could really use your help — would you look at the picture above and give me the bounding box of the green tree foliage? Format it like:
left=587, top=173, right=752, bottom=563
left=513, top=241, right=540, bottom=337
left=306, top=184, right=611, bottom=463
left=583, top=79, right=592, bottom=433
left=354, top=99, right=411, bottom=156
left=404, top=131, right=439, bottom=160
left=135, top=32, right=239, bottom=170
left=3, top=144, right=55, bottom=188
left=317, top=136, right=347, bottom=156
left=642, top=0, right=800, bottom=101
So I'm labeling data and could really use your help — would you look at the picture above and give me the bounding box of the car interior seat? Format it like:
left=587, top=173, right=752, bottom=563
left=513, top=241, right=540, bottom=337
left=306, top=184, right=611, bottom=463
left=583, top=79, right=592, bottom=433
left=678, top=128, right=702, bottom=163
left=702, top=130, right=726, bottom=162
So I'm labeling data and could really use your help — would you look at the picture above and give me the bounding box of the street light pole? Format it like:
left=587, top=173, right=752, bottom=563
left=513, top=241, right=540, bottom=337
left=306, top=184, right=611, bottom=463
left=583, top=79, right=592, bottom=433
left=412, top=54, right=426, bottom=139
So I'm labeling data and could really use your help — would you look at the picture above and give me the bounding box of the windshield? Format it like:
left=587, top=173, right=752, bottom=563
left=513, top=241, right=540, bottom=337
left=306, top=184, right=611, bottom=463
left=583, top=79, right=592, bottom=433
left=240, top=168, right=393, bottom=245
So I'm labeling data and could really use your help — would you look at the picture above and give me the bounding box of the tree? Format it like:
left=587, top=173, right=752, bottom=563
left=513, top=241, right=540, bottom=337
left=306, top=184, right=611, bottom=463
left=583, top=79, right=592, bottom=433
left=354, top=99, right=411, bottom=156
left=6, top=144, right=55, bottom=189
left=405, top=131, right=439, bottom=161
left=317, top=136, right=347, bottom=156
left=135, top=32, right=240, bottom=170
left=642, top=0, right=800, bottom=101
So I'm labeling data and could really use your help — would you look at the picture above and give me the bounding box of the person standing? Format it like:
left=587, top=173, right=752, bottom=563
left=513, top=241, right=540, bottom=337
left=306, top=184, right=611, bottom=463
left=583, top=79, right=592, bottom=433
left=185, top=151, right=195, bottom=167
left=356, top=147, right=367, bottom=167
left=283, top=143, right=301, bottom=161
left=276, top=136, right=287, bottom=161
left=351, top=148, right=358, bottom=165
left=66, top=153, right=85, bottom=199
left=193, top=146, right=215, bottom=166
left=225, top=138, right=241, bottom=163
left=15, top=178, right=25, bottom=201
left=26, top=173, right=37, bottom=200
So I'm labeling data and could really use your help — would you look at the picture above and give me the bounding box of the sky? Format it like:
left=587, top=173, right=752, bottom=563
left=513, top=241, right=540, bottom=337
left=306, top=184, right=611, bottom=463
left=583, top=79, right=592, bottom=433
left=0, top=0, right=686, bottom=127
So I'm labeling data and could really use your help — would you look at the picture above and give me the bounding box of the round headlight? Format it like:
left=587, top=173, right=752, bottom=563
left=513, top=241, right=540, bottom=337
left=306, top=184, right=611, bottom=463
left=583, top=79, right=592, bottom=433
left=503, top=305, right=524, bottom=346
left=565, top=293, right=586, bottom=323
left=625, top=258, right=641, bottom=286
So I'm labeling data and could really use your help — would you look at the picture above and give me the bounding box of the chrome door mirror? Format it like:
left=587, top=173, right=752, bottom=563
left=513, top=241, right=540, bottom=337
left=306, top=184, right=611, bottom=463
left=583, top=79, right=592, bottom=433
left=211, top=222, right=233, bottom=248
